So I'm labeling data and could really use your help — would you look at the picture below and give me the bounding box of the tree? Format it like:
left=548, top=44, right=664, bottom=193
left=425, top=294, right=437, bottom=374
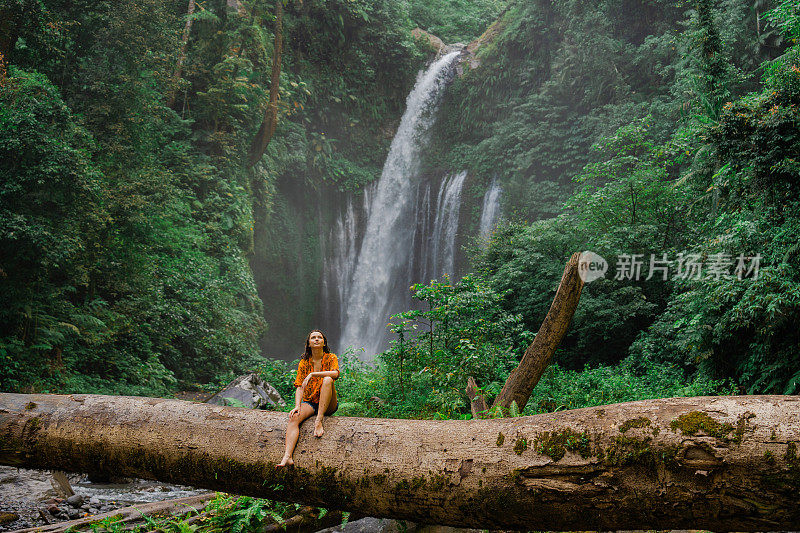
left=2, top=393, right=799, bottom=531
left=248, top=0, right=284, bottom=167
left=167, top=0, right=196, bottom=108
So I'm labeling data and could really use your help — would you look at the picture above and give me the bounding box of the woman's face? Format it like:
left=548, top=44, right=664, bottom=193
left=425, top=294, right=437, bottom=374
left=308, top=331, right=325, bottom=349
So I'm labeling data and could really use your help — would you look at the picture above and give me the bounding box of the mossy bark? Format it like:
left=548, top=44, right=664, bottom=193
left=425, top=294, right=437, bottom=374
left=2, top=393, right=800, bottom=530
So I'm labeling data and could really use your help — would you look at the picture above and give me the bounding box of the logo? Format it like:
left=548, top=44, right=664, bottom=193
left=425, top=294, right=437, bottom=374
left=578, top=251, right=608, bottom=283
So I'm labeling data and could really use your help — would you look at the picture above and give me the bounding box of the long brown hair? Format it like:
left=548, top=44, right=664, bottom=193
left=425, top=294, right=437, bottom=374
left=303, top=329, right=330, bottom=360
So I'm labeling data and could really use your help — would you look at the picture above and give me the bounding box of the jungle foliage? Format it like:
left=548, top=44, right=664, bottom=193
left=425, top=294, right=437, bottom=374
left=0, top=0, right=437, bottom=392
left=2, top=0, right=798, bottom=408
left=419, top=0, right=800, bottom=398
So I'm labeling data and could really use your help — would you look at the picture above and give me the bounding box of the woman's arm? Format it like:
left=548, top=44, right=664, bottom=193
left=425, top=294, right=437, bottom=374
left=301, top=369, right=340, bottom=389
left=309, top=370, right=340, bottom=379
left=293, top=386, right=304, bottom=409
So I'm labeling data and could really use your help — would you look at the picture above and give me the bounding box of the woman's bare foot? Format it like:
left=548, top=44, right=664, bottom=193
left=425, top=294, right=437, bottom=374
left=313, top=419, right=325, bottom=438
left=275, top=457, right=294, bottom=469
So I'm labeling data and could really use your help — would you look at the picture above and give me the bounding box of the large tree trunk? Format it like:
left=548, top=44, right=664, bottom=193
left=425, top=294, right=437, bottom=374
left=167, top=0, right=196, bottom=108
left=2, top=393, right=800, bottom=531
left=492, top=251, right=585, bottom=412
left=246, top=0, right=283, bottom=264
left=248, top=0, right=284, bottom=167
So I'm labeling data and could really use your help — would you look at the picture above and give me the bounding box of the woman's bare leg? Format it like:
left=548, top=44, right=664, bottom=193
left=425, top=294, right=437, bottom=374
left=314, top=377, right=338, bottom=438
left=277, top=402, right=316, bottom=467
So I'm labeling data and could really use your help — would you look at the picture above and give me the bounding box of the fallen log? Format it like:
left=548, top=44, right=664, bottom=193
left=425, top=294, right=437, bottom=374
left=8, top=493, right=214, bottom=533
left=1, top=393, right=799, bottom=531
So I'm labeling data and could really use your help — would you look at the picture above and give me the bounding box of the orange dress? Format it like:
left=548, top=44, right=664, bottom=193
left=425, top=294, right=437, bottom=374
left=293, top=352, right=339, bottom=403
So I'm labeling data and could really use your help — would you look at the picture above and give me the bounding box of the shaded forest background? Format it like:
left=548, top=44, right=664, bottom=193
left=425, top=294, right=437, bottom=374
left=1, top=0, right=799, bottom=419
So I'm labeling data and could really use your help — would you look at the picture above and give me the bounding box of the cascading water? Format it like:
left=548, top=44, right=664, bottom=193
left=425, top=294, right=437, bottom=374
left=337, top=51, right=462, bottom=359
left=426, top=170, right=467, bottom=280
left=478, top=179, right=502, bottom=239
left=321, top=195, right=359, bottom=337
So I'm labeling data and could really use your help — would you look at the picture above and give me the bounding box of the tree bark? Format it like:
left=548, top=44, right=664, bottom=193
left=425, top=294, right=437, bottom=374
left=248, top=0, right=284, bottom=167
left=50, top=470, right=74, bottom=498
left=492, top=252, right=585, bottom=412
left=167, top=0, right=196, bottom=108
left=2, top=393, right=800, bottom=531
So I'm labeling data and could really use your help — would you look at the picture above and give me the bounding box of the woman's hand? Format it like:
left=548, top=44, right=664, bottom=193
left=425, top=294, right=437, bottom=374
left=302, top=373, right=315, bottom=389
left=288, top=407, right=300, bottom=420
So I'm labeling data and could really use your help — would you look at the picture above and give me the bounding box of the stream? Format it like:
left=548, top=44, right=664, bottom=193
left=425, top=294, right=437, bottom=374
left=0, top=465, right=209, bottom=531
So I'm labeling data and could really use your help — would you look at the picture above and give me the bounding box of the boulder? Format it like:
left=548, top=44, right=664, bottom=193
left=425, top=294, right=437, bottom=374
left=316, top=517, right=409, bottom=533
left=66, top=494, right=84, bottom=508
left=206, top=373, right=285, bottom=409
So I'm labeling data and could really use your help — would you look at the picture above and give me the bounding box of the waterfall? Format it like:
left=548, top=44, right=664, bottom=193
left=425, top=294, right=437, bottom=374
left=321, top=195, right=359, bottom=337
left=478, top=179, right=502, bottom=239
left=338, top=51, right=461, bottom=359
left=427, top=170, right=467, bottom=280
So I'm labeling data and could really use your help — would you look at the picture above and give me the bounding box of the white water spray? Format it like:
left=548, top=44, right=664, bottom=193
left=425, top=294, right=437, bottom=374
left=478, top=179, right=502, bottom=240
left=428, top=170, right=467, bottom=280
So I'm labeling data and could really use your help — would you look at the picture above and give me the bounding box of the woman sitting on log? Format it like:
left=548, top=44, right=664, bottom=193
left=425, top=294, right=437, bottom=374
left=276, top=330, right=339, bottom=468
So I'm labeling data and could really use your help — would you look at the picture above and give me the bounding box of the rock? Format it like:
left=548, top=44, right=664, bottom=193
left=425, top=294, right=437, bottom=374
left=316, top=517, right=415, bottom=533
left=47, top=504, right=60, bottom=515
left=416, top=526, right=483, bottom=533
left=89, top=507, right=99, bottom=514
left=461, top=18, right=505, bottom=72
left=66, top=494, right=84, bottom=508
left=89, top=496, right=101, bottom=506
left=87, top=471, right=134, bottom=483
left=412, top=28, right=445, bottom=53
left=206, top=373, right=285, bottom=409
left=67, top=508, right=82, bottom=519
left=0, top=512, right=19, bottom=525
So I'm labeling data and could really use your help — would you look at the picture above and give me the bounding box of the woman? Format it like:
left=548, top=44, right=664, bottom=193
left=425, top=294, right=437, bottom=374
left=276, top=329, right=339, bottom=468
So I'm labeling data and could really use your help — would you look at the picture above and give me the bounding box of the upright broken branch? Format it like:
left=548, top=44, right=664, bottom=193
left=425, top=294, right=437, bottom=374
left=492, top=251, right=584, bottom=412
left=465, top=376, right=488, bottom=419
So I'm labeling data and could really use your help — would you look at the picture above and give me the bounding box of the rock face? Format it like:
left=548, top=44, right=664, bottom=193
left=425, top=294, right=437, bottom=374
left=411, top=18, right=505, bottom=77
left=206, top=373, right=285, bottom=409
left=412, top=28, right=445, bottom=54
left=461, top=19, right=504, bottom=72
